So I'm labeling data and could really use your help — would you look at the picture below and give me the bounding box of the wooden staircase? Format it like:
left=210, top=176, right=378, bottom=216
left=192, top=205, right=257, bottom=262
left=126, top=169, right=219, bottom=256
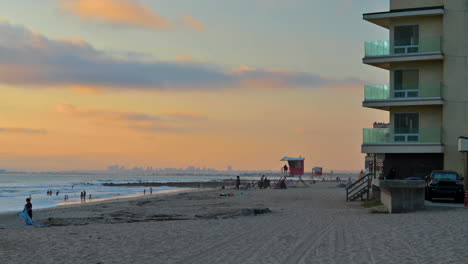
left=346, top=173, right=373, bottom=202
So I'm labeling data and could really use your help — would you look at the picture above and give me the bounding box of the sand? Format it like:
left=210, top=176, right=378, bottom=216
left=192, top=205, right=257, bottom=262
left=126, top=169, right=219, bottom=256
left=1, top=182, right=467, bottom=264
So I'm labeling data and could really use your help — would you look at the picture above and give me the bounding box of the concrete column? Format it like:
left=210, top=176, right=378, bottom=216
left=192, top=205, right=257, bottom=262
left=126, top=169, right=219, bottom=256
left=464, top=152, right=468, bottom=188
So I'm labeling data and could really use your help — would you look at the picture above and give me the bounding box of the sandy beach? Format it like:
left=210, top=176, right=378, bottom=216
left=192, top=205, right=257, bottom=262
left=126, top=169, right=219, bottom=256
left=1, top=182, right=467, bottom=264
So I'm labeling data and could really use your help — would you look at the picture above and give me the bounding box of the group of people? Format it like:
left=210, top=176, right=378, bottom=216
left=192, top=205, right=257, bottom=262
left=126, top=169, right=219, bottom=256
left=80, top=190, right=91, bottom=202
left=258, top=175, right=271, bottom=189
left=143, top=187, right=153, bottom=195
left=47, top=188, right=95, bottom=202
left=46, top=190, right=59, bottom=196
left=233, top=175, right=280, bottom=190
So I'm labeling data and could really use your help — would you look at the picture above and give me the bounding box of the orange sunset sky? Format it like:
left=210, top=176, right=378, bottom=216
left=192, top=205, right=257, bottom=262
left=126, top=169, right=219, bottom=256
left=0, top=0, right=389, bottom=171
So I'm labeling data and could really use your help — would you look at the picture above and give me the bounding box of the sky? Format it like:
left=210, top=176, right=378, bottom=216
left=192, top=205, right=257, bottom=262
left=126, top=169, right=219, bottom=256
left=0, top=0, right=390, bottom=171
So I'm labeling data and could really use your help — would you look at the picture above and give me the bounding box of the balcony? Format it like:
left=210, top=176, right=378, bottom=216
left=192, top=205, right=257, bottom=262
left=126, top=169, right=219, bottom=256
left=363, top=82, right=443, bottom=110
left=362, top=127, right=444, bottom=154
left=363, top=6, right=444, bottom=29
left=363, top=37, right=443, bottom=69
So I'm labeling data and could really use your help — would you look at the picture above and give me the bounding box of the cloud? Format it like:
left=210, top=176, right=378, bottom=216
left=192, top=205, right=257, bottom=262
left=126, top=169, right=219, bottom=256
left=55, top=104, right=206, bottom=134
left=232, top=65, right=360, bottom=89
left=60, top=0, right=172, bottom=30
left=183, top=16, right=205, bottom=32
left=0, top=21, right=360, bottom=91
left=0, top=127, right=47, bottom=134
left=175, top=53, right=201, bottom=63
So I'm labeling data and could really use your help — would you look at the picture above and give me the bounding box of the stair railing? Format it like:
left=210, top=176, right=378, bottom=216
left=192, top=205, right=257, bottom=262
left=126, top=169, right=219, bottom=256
left=346, top=173, right=373, bottom=202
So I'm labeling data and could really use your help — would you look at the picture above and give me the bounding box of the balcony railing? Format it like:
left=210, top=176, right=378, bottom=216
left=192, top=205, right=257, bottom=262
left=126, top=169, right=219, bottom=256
left=364, top=82, right=442, bottom=101
left=363, top=127, right=442, bottom=144
left=365, top=36, right=442, bottom=57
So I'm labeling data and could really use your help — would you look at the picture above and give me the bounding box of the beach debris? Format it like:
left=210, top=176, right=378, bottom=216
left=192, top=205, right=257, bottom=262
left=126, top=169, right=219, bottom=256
left=219, top=193, right=235, bottom=197
left=136, top=200, right=151, bottom=206
left=195, top=208, right=272, bottom=219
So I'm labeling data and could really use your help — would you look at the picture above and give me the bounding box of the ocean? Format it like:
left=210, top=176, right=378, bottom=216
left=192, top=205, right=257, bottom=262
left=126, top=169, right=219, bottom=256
left=0, top=173, right=236, bottom=213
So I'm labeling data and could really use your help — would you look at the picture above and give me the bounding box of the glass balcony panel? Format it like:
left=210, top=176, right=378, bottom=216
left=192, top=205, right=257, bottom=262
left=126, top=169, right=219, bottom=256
left=365, top=41, right=390, bottom=57
left=364, top=82, right=441, bottom=101
left=363, top=128, right=441, bottom=144
left=394, top=135, right=406, bottom=142
left=365, top=37, right=442, bottom=57
left=364, top=84, right=390, bottom=100
left=394, top=127, right=419, bottom=134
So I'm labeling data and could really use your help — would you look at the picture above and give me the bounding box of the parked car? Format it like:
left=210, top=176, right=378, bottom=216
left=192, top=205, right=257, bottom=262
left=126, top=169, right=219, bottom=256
left=425, top=170, right=464, bottom=202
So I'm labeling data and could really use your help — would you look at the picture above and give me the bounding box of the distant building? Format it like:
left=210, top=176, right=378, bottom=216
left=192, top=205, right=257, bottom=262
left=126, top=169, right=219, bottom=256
left=227, top=165, right=232, bottom=171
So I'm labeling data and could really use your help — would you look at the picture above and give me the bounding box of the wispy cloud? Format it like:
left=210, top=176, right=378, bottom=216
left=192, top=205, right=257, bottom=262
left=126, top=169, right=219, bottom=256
left=183, top=16, right=205, bottom=32
left=55, top=104, right=206, bottom=134
left=60, top=0, right=172, bottom=30
left=0, top=21, right=361, bottom=91
left=0, top=127, right=47, bottom=134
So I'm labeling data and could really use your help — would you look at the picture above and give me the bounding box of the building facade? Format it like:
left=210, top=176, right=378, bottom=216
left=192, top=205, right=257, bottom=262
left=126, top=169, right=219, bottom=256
left=362, top=0, right=468, bottom=179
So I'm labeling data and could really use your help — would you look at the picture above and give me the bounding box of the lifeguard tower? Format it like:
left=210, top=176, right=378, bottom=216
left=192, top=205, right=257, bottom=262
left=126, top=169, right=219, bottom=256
left=281, top=156, right=307, bottom=186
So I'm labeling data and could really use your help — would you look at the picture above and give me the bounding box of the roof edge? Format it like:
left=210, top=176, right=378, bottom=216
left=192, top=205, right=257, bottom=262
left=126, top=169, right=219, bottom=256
left=364, top=6, right=444, bottom=16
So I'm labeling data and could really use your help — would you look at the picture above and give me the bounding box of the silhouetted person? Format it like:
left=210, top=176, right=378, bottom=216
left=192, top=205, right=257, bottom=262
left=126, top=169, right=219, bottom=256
left=24, top=198, right=32, bottom=220
left=259, top=175, right=265, bottom=189
left=283, top=165, right=288, bottom=175
left=236, top=176, right=241, bottom=190
left=264, top=177, right=270, bottom=188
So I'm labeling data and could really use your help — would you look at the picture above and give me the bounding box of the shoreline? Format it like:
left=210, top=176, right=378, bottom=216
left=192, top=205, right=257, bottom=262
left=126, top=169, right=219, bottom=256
left=102, top=180, right=236, bottom=188
left=0, top=187, right=206, bottom=217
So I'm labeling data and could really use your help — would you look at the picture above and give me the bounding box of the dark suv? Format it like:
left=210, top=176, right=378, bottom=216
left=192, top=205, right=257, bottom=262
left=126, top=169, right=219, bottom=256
left=425, top=170, right=464, bottom=202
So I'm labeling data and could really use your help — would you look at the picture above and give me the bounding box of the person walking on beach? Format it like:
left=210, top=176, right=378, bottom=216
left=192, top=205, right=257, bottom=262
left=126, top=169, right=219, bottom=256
left=144, top=189, right=146, bottom=195
left=150, top=187, right=153, bottom=194
left=236, top=176, right=241, bottom=190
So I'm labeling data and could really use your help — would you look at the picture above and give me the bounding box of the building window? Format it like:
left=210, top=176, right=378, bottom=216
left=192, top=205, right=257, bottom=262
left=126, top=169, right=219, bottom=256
left=394, top=25, right=419, bottom=54
left=394, top=69, right=419, bottom=98
left=394, top=113, right=419, bottom=142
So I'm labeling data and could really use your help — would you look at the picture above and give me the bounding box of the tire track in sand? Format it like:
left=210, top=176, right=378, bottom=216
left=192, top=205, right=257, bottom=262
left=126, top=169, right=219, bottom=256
left=351, top=215, right=376, bottom=264
left=283, top=218, right=337, bottom=264
left=175, top=217, right=271, bottom=264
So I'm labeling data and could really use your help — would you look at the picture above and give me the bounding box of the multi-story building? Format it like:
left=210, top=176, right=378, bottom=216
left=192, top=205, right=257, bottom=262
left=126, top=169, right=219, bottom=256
left=362, top=0, right=468, bottom=179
